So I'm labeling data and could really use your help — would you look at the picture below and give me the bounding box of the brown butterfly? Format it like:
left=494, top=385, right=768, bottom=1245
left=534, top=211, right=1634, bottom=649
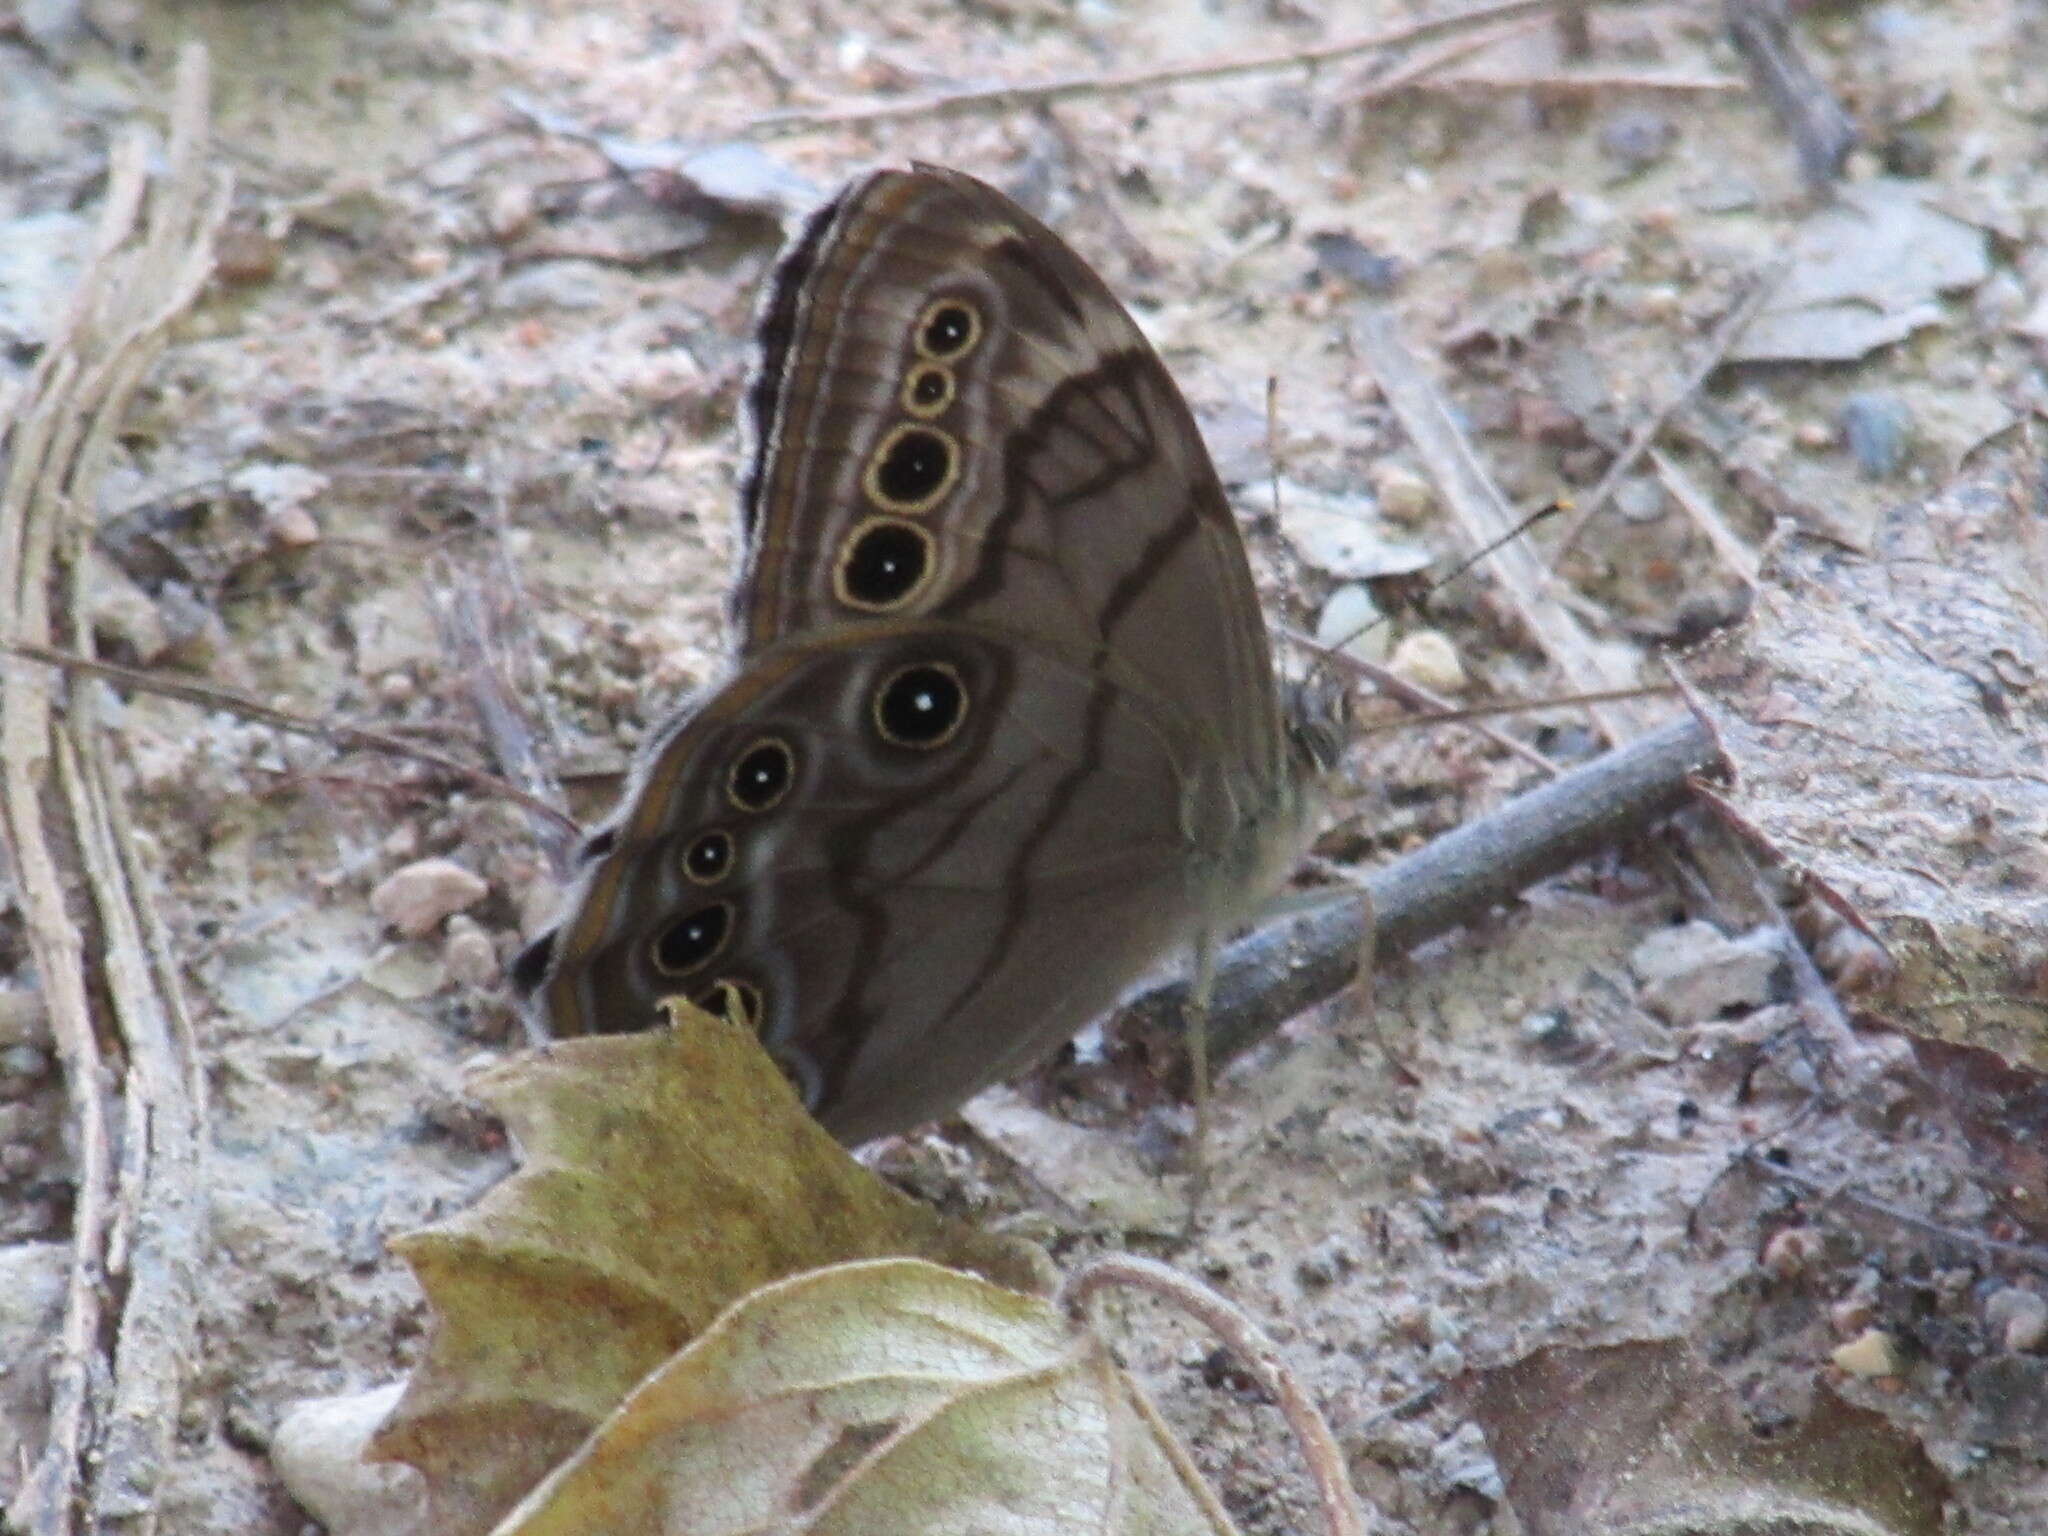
left=514, top=166, right=1340, bottom=1144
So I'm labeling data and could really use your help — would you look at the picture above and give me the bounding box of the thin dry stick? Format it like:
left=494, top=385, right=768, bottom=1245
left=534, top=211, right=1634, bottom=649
left=1339, top=14, right=1548, bottom=101
left=1282, top=622, right=1560, bottom=776
left=1545, top=274, right=1777, bottom=561
left=1349, top=301, right=1638, bottom=741
left=1738, top=1151, right=2048, bottom=1274
left=1117, top=714, right=1719, bottom=1067
left=1724, top=0, right=1857, bottom=191
left=1650, top=447, right=1762, bottom=589
left=0, top=48, right=225, bottom=1534
left=2, top=640, right=578, bottom=836
left=1064, top=1255, right=1370, bottom=1536
left=0, top=147, right=151, bottom=1536
left=1421, top=68, right=1745, bottom=93
left=741, top=0, right=1556, bottom=136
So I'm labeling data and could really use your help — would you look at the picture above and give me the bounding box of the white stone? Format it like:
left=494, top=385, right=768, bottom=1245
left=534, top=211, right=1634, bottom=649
left=1987, top=1287, right=2048, bottom=1354
left=1370, top=462, right=1435, bottom=525
left=369, top=857, right=489, bottom=938
left=443, top=919, right=500, bottom=989
left=271, top=1383, right=426, bottom=1536
left=1313, top=584, right=1391, bottom=664
left=1389, top=630, right=1467, bottom=695
left=1831, top=1328, right=1902, bottom=1378
left=1631, top=921, right=1782, bottom=1026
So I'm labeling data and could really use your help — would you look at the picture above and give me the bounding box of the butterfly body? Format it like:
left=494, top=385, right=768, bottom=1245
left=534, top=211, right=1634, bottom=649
left=515, top=167, right=1335, bottom=1143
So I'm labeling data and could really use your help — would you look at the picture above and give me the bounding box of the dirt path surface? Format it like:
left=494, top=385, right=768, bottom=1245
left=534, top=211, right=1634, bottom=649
left=3, top=2, right=2044, bottom=1531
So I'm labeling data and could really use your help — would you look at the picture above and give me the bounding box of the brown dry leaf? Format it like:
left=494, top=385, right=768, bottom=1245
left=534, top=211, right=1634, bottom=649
left=492, top=1258, right=1237, bottom=1536
left=1467, top=1339, right=1948, bottom=1536
left=1683, top=450, right=2048, bottom=1071
left=368, top=1008, right=1051, bottom=1534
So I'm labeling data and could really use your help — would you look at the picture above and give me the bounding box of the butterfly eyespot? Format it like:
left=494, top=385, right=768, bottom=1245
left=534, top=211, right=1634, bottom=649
left=901, top=364, right=954, bottom=417
left=693, top=977, right=763, bottom=1033
left=863, top=424, right=958, bottom=513
left=915, top=298, right=981, bottom=361
left=727, top=737, right=795, bottom=812
left=834, top=518, right=934, bottom=612
left=652, top=902, right=732, bottom=977
left=578, top=827, right=617, bottom=863
left=682, top=830, right=734, bottom=885
left=508, top=929, right=556, bottom=995
left=872, top=661, right=968, bottom=750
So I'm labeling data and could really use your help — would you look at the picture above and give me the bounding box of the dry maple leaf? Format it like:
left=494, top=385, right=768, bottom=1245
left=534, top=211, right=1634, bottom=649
left=490, top=1258, right=1240, bottom=1536
left=368, top=1009, right=1050, bottom=1534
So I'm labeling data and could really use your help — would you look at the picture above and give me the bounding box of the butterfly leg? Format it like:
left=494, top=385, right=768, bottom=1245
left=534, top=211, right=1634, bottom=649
left=1182, top=925, right=1218, bottom=1237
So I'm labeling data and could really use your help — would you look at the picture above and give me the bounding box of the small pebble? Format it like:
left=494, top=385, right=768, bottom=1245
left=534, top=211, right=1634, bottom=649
left=1794, top=419, right=1836, bottom=450
left=1371, top=463, right=1436, bottom=525
left=1840, top=393, right=1912, bottom=478
left=1986, top=1287, right=2048, bottom=1354
left=265, top=503, right=321, bottom=550
left=271, top=1385, right=426, bottom=1536
left=1599, top=109, right=1678, bottom=171
left=1613, top=476, right=1666, bottom=524
left=1517, top=1008, right=1575, bottom=1051
left=1314, top=584, right=1391, bottom=664
left=369, top=858, right=489, bottom=939
left=1832, top=1328, right=1902, bottom=1378
left=213, top=223, right=281, bottom=286
left=1388, top=630, right=1466, bottom=694
left=442, top=919, right=500, bottom=989
left=1760, top=1227, right=1817, bottom=1280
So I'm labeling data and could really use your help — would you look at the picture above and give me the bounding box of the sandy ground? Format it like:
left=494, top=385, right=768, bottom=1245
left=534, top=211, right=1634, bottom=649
left=3, top=0, right=2045, bottom=1530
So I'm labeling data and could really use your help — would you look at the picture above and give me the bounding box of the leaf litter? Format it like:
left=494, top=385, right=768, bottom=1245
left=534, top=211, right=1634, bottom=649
left=3, top=0, right=2048, bottom=1531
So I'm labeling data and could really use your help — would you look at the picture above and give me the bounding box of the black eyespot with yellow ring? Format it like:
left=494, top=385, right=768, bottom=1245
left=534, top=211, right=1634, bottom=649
left=901, top=363, right=954, bottom=418
left=915, top=298, right=982, bottom=361
left=726, top=737, right=794, bottom=813
left=652, top=901, right=731, bottom=977
left=863, top=423, right=958, bottom=514
left=682, top=829, right=734, bottom=885
left=872, top=660, right=969, bottom=750
left=834, top=517, right=935, bottom=612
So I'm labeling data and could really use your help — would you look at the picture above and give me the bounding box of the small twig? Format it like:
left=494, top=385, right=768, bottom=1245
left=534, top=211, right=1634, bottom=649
left=1419, top=69, right=1746, bottom=94
left=1350, top=300, right=1637, bottom=742
left=1546, top=275, right=1778, bottom=562
left=0, top=641, right=578, bottom=836
left=1736, top=1151, right=2048, bottom=1274
left=1555, top=0, right=1593, bottom=58
left=1064, top=1254, right=1370, bottom=1536
left=739, top=0, right=1556, bottom=137
left=1724, top=0, right=1857, bottom=192
left=1651, top=448, right=1763, bottom=590
left=1340, top=15, right=1547, bottom=102
left=1116, top=715, right=1720, bottom=1066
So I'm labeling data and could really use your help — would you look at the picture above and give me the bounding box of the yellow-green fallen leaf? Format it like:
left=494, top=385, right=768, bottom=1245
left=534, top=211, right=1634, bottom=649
left=493, top=1258, right=1238, bottom=1536
left=370, top=1007, right=1050, bottom=1534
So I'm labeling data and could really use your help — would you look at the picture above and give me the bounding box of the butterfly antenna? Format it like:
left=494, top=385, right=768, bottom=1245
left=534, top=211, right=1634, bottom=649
left=1305, top=498, right=1569, bottom=672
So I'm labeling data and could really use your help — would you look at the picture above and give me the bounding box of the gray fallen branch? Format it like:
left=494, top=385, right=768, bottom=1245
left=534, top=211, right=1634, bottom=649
left=1117, top=715, right=1720, bottom=1067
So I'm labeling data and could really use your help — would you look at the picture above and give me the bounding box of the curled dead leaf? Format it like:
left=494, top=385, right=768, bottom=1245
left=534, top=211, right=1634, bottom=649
left=492, top=1259, right=1238, bottom=1536
left=368, top=1007, right=1049, bottom=1534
